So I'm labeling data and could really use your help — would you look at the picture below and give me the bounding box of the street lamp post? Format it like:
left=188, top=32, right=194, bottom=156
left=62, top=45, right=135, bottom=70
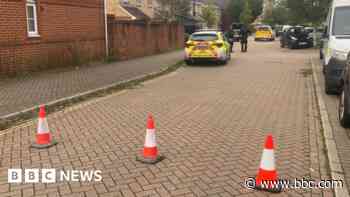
left=192, top=0, right=196, bottom=17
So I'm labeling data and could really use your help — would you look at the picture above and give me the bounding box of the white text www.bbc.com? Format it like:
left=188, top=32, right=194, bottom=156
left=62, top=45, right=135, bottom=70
left=244, top=177, right=344, bottom=190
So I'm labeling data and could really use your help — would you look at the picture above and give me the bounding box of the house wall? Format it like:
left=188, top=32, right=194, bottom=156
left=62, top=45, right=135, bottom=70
left=0, top=0, right=105, bottom=74
left=108, top=20, right=184, bottom=60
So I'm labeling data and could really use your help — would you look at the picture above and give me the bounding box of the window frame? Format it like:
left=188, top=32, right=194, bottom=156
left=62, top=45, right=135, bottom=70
left=26, top=0, right=40, bottom=38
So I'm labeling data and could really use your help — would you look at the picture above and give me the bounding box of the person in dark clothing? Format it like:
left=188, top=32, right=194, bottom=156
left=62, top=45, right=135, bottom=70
left=224, top=31, right=234, bottom=52
left=240, top=25, right=249, bottom=52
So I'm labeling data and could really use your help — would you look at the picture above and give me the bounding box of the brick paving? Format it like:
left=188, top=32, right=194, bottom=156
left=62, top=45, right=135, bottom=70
left=0, top=41, right=334, bottom=196
left=313, top=55, right=350, bottom=190
left=0, top=51, right=183, bottom=118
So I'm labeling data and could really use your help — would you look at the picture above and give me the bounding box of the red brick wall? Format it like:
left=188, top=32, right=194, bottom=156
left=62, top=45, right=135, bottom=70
left=108, top=20, right=184, bottom=60
left=0, top=0, right=105, bottom=74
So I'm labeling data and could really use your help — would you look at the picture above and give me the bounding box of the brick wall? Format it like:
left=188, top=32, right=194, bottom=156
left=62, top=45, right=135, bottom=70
left=108, top=19, right=184, bottom=60
left=0, top=0, right=105, bottom=74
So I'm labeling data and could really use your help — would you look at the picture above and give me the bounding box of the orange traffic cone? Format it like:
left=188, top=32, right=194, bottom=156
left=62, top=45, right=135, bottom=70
left=31, top=106, right=58, bottom=149
left=255, top=135, right=282, bottom=193
left=136, top=114, right=163, bottom=164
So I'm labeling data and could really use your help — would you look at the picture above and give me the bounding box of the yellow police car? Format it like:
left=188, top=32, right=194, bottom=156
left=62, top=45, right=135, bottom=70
left=185, top=31, right=231, bottom=65
left=255, top=25, right=275, bottom=41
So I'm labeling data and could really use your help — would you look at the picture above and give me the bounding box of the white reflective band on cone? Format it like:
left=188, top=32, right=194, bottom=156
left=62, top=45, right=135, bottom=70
left=144, top=129, right=156, bottom=147
left=38, top=118, right=49, bottom=134
left=260, top=149, right=275, bottom=171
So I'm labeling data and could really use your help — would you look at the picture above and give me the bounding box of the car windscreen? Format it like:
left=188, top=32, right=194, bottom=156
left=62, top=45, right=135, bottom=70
left=332, top=6, right=350, bottom=35
left=190, top=34, right=218, bottom=41
left=257, top=27, right=271, bottom=31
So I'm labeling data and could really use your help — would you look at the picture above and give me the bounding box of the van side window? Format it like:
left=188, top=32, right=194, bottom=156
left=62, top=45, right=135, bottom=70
left=332, top=6, right=350, bottom=36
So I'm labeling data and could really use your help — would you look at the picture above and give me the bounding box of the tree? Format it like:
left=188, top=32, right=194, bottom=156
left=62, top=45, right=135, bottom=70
left=240, top=0, right=253, bottom=25
left=285, top=0, right=331, bottom=25
left=226, top=0, right=244, bottom=23
left=248, top=0, right=263, bottom=19
left=263, top=0, right=290, bottom=25
left=224, top=0, right=262, bottom=25
left=200, top=1, right=219, bottom=28
left=155, top=0, right=191, bottom=22
left=261, top=0, right=331, bottom=26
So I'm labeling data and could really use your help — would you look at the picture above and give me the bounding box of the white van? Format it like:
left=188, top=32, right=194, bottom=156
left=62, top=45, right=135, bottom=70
left=322, top=0, right=350, bottom=94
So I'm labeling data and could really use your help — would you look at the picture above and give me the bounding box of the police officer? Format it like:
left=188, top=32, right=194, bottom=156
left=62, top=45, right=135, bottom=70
left=225, top=30, right=234, bottom=53
left=240, top=25, right=249, bottom=52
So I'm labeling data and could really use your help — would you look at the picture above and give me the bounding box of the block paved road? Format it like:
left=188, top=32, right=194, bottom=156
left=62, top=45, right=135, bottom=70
left=0, top=51, right=182, bottom=118
left=0, top=40, right=335, bottom=197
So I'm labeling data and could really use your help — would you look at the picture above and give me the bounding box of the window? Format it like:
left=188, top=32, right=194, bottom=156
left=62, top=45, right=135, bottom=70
left=26, top=0, right=39, bottom=37
left=332, top=6, right=350, bottom=36
left=190, top=33, right=218, bottom=41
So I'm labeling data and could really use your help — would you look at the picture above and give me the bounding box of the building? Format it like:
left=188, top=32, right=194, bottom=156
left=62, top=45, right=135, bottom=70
left=0, top=0, right=106, bottom=74
left=108, top=0, right=155, bottom=20
left=190, top=0, right=223, bottom=29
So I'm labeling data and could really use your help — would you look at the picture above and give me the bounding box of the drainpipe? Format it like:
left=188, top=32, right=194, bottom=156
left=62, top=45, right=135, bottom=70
left=104, top=0, right=109, bottom=58
left=192, top=0, right=196, bottom=17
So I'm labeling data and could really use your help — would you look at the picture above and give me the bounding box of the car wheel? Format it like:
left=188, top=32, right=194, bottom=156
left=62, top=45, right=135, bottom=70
left=339, top=88, right=350, bottom=127
left=325, top=78, right=333, bottom=94
left=185, top=60, right=193, bottom=65
left=288, top=42, right=294, bottom=49
left=320, top=51, right=324, bottom=60
left=280, top=42, right=285, bottom=48
left=325, top=76, right=339, bottom=94
left=222, top=58, right=228, bottom=65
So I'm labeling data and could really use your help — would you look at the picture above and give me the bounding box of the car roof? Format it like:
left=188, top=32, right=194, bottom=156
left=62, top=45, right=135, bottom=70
left=193, top=31, right=221, bottom=35
left=257, top=25, right=271, bottom=28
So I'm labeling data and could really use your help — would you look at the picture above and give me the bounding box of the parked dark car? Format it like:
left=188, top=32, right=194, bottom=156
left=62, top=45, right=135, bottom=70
left=280, top=26, right=313, bottom=49
left=338, top=53, right=350, bottom=127
left=305, top=27, right=315, bottom=35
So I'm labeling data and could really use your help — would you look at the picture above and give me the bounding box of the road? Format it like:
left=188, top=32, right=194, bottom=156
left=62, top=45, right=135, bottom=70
left=0, top=40, right=335, bottom=196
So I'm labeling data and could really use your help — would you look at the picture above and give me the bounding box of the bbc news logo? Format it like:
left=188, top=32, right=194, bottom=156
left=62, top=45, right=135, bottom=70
left=8, top=169, right=102, bottom=183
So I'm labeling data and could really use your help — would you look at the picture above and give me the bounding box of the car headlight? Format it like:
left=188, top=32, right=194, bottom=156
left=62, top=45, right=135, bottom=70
left=290, top=36, right=297, bottom=41
left=331, top=49, right=348, bottom=61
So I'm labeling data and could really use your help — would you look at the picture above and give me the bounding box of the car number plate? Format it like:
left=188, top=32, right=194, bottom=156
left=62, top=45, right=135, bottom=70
left=196, top=42, right=209, bottom=50
left=299, top=42, right=307, bottom=45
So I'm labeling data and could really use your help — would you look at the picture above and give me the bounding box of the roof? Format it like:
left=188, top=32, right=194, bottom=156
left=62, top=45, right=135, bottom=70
left=121, top=6, right=150, bottom=21
left=196, top=0, right=227, bottom=9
